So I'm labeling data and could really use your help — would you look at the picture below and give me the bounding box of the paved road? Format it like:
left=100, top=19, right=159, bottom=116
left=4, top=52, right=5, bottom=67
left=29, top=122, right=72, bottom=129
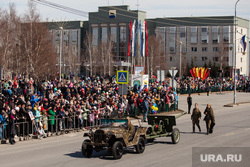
left=1, top=92, right=250, bottom=167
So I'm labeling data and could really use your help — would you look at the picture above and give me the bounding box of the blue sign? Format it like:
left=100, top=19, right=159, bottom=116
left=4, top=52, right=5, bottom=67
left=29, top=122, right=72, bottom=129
left=117, top=71, right=128, bottom=84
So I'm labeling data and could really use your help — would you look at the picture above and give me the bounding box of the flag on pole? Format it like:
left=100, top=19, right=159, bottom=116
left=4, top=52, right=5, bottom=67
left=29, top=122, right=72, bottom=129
left=131, top=20, right=136, bottom=57
left=240, top=35, right=247, bottom=55
left=139, top=20, right=144, bottom=57
left=145, top=20, right=148, bottom=57
left=134, top=21, right=138, bottom=57
left=142, top=21, right=145, bottom=57
left=127, top=21, right=132, bottom=57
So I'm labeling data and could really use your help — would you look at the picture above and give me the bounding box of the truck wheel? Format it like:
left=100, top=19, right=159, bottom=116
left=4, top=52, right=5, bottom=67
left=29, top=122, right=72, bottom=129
left=82, top=139, right=93, bottom=158
left=135, top=137, right=145, bottom=153
left=112, top=141, right=123, bottom=159
left=171, top=128, right=180, bottom=144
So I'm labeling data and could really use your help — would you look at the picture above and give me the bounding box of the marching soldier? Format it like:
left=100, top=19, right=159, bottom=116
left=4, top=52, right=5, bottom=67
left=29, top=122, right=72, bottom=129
left=191, top=103, right=201, bottom=133
left=203, top=104, right=215, bottom=135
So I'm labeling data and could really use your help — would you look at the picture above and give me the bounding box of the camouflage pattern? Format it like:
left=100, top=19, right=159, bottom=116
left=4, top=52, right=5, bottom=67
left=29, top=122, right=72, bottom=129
left=83, top=119, right=147, bottom=150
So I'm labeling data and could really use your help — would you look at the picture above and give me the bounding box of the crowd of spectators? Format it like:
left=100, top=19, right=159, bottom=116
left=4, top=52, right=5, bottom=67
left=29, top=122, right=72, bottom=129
left=0, top=74, right=247, bottom=144
left=0, top=75, right=179, bottom=144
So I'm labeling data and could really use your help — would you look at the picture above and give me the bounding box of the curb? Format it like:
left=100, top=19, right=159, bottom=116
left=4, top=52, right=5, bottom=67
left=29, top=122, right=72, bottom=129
left=224, top=101, right=250, bottom=107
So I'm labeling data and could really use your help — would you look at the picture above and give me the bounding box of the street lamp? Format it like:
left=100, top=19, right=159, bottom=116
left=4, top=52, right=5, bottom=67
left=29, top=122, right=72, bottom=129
left=179, top=41, right=182, bottom=79
left=59, top=26, right=63, bottom=82
left=234, top=0, right=240, bottom=104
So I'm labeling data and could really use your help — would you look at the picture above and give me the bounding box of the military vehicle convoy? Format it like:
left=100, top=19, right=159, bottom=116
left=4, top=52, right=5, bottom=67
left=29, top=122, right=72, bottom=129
left=81, top=115, right=180, bottom=159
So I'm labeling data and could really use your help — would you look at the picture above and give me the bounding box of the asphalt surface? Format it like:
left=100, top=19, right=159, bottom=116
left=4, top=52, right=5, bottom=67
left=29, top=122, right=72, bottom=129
left=1, top=92, right=250, bottom=167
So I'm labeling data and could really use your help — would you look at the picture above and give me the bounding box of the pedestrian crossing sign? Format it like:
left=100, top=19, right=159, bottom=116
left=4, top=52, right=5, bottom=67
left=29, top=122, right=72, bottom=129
left=117, top=71, right=129, bottom=84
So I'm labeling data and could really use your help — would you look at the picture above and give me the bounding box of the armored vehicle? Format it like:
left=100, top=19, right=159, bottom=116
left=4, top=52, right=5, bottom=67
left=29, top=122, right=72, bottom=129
left=82, top=119, right=147, bottom=159
left=146, top=115, right=180, bottom=144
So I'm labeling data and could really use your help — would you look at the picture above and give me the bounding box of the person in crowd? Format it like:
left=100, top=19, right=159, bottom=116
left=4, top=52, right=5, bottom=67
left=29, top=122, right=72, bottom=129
left=203, top=104, right=215, bottom=135
left=142, top=96, right=149, bottom=122
left=191, top=103, right=201, bottom=133
left=187, top=94, right=192, bottom=114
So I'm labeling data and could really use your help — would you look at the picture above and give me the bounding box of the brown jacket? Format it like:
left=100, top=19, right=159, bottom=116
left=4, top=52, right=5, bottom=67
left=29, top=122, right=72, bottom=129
left=204, top=107, right=215, bottom=123
left=191, top=108, right=201, bottom=120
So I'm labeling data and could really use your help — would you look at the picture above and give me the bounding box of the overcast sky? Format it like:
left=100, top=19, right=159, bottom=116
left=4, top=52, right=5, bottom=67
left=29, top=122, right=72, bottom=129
left=1, top=0, right=250, bottom=21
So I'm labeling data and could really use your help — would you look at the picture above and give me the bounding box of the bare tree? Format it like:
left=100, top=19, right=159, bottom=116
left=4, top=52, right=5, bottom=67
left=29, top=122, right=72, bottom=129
left=84, top=33, right=94, bottom=76
left=0, top=3, right=21, bottom=78
left=148, top=35, right=160, bottom=76
left=19, top=2, right=57, bottom=79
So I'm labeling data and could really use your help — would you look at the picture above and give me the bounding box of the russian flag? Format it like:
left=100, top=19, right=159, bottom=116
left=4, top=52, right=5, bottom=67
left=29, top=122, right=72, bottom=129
left=240, top=35, right=247, bottom=54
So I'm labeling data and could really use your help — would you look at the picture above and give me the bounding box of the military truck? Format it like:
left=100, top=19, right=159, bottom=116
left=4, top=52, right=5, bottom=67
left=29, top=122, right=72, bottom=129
left=82, top=119, right=147, bottom=159
left=146, top=115, right=180, bottom=144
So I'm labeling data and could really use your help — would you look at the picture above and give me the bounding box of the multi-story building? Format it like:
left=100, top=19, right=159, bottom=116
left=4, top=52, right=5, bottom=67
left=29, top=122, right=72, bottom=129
left=47, top=21, right=88, bottom=76
left=47, top=5, right=249, bottom=78
left=150, top=16, right=249, bottom=77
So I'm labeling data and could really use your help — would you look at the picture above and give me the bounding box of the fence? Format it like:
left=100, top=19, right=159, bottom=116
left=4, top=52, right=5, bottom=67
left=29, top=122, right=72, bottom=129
left=0, top=101, right=178, bottom=144
left=177, top=85, right=243, bottom=94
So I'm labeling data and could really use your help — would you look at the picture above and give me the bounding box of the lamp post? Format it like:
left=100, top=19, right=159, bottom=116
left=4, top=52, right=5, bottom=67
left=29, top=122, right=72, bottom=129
left=234, top=0, right=240, bottom=104
left=179, top=41, right=182, bottom=79
left=59, top=27, right=63, bottom=82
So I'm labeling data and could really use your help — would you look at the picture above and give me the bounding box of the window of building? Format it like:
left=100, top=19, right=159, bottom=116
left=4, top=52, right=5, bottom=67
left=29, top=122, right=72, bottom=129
left=63, top=30, right=69, bottom=46
left=241, top=67, right=242, bottom=72
left=223, top=57, right=229, bottom=61
left=169, top=27, right=176, bottom=53
left=223, top=26, right=231, bottom=43
left=241, top=57, right=242, bottom=62
left=180, top=27, right=187, bottom=53
left=202, top=47, right=207, bottom=52
left=202, top=57, right=208, bottom=61
left=119, top=26, right=126, bottom=60
left=224, top=47, right=229, bottom=52
left=191, top=47, right=197, bottom=52
left=190, top=27, right=198, bottom=43
left=201, top=26, right=209, bottom=43
left=157, top=27, right=166, bottom=53
left=110, top=26, right=117, bottom=56
left=212, top=26, right=220, bottom=43
left=170, top=57, right=173, bottom=61
left=92, top=27, right=98, bottom=46
left=192, top=57, right=197, bottom=61
left=72, top=30, right=78, bottom=42
left=213, top=57, right=219, bottom=62
left=101, top=27, right=108, bottom=43
left=55, top=30, right=60, bottom=41
left=213, top=47, right=219, bottom=52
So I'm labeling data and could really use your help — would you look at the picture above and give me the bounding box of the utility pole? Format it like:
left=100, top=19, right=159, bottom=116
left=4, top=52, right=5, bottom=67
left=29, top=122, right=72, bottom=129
left=234, top=0, right=240, bottom=104
left=59, top=27, right=63, bottom=82
left=179, top=41, right=182, bottom=79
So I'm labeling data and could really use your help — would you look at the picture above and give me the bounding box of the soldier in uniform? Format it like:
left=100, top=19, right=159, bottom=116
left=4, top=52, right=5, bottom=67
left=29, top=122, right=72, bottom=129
left=127, top=120, right=134, bottom=140
left=191, top=103, right=201, bottom=133
left=203, top=104, right=215, bottom=135
left=187, top=94, right=192, bottom=114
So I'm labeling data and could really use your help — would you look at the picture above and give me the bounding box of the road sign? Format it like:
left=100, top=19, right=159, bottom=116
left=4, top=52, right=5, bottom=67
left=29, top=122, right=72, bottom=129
left=169, top=70, right=178, bottom=77
left=117, top=71, right=129, bottom=84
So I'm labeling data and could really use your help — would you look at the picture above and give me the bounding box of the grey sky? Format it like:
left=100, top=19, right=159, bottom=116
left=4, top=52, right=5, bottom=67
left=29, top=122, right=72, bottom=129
left=1, top=0, right=249, bottom=21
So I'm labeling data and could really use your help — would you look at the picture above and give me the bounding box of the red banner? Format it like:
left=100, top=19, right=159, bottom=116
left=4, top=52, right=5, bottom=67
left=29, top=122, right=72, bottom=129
left=127, top=21, right=132, bottom=57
